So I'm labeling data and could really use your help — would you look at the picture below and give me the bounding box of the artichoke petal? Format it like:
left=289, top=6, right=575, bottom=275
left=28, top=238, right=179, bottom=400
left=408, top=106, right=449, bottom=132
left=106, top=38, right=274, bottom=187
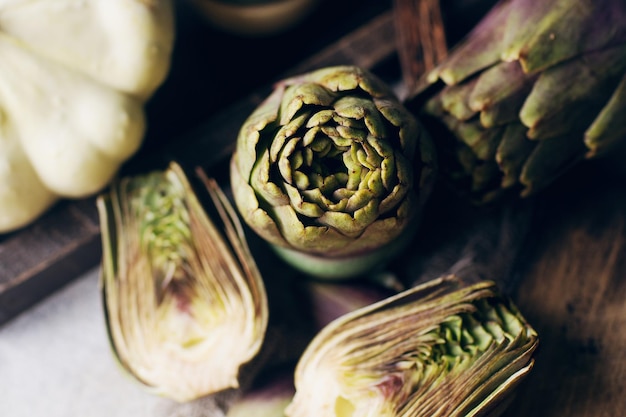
left=519, top=133, right=587, bottom=196
left=250, top=149, right=289, bottom=207
left=280, top=83, right=336, bottom=124
left=585, top=74, right=626, bottom=156
left=468, top=61, right=535, bottom=128
left=424, top=0, right=511, bottom=86
left=376, top=98, right=420, bottom=156
left=230, top=157, right=289, bottom=248
left=277, top=136, right=301, bottom=184
left=495, top=122, right=535, bottom=188
left=502, top=0, right=626, bottom=73
left=520, top=43, right=626, bottom=141
left=438, top=80, right=478, bottom=122
left=270, top=204, right=354, bottom=252
left=284, top=182, right=324, bottom=218
left=307, top=109, right=335, bottom=127
left=271, top=112, right=309, bottom=161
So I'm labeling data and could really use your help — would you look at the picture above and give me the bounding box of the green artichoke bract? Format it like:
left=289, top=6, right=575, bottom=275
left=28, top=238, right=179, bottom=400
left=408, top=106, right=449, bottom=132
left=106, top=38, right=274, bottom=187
left=97, top=161, right=268, bottom=403
left=407, top=0, right=626, bottom=203
left=230, top=65, right=436, bottom=280
left=286, top=275, right=539, bottom=417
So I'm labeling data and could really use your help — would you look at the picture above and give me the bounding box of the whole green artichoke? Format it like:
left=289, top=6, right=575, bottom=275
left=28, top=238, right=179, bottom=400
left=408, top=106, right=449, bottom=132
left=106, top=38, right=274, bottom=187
left=407, top=0, right=626, bottom=203
left=230, top=65, right=436, bottom=280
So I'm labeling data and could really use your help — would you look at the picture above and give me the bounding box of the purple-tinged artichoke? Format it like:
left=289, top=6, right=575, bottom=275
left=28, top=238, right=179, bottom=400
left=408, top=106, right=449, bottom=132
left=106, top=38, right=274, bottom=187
left=407, top=0, right=626, bottom=203
left=97, top=162, right=268, bottom=403
left=286, top=275, right=539, bottom=417
left=230, top=65, right=436, bottom=280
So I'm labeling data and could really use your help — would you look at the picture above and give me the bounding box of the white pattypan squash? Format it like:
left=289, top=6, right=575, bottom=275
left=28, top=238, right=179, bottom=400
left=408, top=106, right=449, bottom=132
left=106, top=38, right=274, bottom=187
left=0, top=0, right=174, bottom=233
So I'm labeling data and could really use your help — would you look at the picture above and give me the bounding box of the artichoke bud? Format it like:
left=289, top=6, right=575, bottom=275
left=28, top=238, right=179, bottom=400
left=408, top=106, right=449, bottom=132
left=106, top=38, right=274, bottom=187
left=230, top=65, right=437, bottom=280
left=407, top=0, right=626, bottom=204
left=97, top=161, right=268, bottom=403
left=286, top=275, right=539, bottom=417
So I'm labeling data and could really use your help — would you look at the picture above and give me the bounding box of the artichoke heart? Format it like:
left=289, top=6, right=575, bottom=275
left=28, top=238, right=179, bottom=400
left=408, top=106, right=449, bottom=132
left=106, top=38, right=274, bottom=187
left=230, top=65, right=437, bottom=279
left=286, top=275, right=538, bottom=417
left=97, top=161, right=268, bottom=403
left=408, top=0, right=626, bottom=203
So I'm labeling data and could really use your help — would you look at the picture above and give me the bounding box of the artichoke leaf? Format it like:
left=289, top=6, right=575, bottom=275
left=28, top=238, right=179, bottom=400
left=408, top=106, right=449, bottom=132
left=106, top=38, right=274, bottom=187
left=495, top=122, right=534, bottom=188
left=469, top=61, right=536, bottom=128
left=585, top=74, right=626, bottom=156
left=519, top=133, right=588, bottom=196
left=502, top=0, right=626, bottom=73
left=520, top=43, right=626, bottom=141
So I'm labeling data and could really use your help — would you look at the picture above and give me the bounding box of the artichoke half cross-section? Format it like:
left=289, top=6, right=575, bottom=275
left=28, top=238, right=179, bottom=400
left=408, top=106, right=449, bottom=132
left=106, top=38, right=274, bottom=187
left=230, top=65, right=437, bottom=280
left=97, top=161, right=268, bottom=403
left=286, top=275, right=539, bottom=417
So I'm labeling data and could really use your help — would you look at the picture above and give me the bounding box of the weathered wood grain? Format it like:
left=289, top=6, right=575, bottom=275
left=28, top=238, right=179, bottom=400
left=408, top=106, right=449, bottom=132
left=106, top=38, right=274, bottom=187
left=0, top=198, right=101, bottom=324
left=506, top=164, right=626, bottom=416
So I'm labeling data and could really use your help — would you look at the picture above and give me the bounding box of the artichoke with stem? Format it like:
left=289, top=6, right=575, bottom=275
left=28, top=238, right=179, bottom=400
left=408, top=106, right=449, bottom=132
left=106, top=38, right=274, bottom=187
left=230, top=65, right=437, bottom=280
left=286, top=275, right=538, bottom=417
left=406, top=0, right=626, bottom=203
left=97, top=161, right=268, bottom=403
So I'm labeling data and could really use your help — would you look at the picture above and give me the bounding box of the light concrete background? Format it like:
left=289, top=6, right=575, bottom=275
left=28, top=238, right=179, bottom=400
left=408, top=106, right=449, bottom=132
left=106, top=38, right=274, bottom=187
left=0, top=267, right=227, bottom=417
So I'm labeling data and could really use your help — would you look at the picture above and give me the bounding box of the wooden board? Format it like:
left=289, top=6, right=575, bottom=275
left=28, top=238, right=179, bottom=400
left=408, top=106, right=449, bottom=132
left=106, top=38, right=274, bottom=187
left=507, top=164, right=626, bottom=417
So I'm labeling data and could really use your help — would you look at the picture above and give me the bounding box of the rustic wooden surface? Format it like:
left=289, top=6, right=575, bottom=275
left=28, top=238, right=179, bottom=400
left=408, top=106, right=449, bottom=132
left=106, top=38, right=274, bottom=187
left=1, top=1, right=625, bottom=416
left=505, top=163, right=626, bottom=417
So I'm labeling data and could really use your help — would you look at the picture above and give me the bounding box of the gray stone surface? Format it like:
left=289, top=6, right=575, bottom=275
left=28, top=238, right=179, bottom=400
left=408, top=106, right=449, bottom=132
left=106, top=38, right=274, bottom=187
left=0, top=267, right=226, bottom=417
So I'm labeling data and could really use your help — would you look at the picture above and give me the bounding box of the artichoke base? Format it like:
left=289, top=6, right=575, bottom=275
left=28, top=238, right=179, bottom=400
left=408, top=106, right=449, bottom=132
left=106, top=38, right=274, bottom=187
left=270, top=216, right=419, bottom=281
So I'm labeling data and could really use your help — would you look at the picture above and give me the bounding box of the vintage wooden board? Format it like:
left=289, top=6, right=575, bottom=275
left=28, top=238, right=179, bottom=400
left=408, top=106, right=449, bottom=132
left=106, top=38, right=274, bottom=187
left=507, top=163, right=626, bottom=417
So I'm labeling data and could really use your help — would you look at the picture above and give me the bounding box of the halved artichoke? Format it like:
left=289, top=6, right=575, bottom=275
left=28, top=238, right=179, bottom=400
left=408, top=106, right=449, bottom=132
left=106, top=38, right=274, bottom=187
left=97, top=161, right=268, bottom=403
left=286, top=275, right=538, bottom=417
left=230, top=65, right=436, bottom=280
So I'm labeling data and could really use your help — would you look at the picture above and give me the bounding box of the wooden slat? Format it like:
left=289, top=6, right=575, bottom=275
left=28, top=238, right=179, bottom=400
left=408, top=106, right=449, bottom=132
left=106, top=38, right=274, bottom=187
left=0, top=198, right=101, bottom=324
